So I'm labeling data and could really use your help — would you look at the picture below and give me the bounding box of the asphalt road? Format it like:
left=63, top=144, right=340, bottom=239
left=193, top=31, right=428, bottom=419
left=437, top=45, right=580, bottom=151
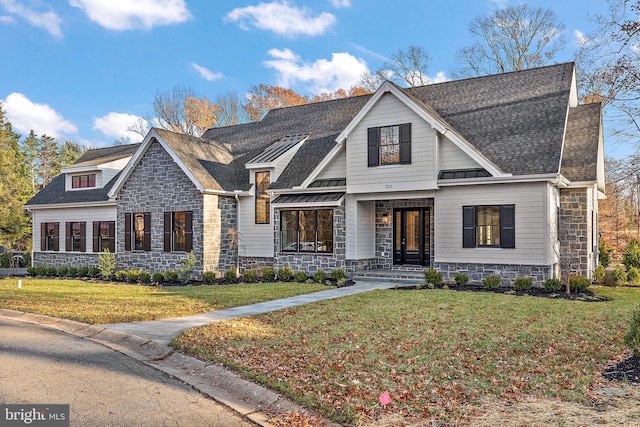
left=0, top=317, right=253, bottom=427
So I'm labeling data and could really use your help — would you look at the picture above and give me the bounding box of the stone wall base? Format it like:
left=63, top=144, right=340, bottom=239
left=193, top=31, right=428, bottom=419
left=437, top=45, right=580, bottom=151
left=239, top=257, right=274, bottom=274
left=33, top=252, right=101, bottom=268
left=434, top=262, right=553, bottom=287
left=345, top=258, right=378, bottom=276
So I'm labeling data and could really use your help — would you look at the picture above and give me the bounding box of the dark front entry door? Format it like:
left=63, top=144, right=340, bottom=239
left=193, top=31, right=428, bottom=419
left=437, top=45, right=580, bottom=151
left=393, top=208, right=430, bottom=266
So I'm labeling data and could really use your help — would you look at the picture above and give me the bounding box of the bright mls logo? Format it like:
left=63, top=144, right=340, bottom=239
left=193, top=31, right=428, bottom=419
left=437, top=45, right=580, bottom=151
left=1, top=405, right=69, bottom=426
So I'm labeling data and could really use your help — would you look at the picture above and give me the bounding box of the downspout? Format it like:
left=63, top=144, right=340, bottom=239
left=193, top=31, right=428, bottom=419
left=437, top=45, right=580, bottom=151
left=234, top=190, right=241, bottom=276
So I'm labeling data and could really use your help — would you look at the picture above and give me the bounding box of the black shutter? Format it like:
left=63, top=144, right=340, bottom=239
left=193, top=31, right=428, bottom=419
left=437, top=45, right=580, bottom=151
left=65, top=222, right=71, bottom=252
left=108, top=221, right=115, bottom=253
left=93, top=222, right=99, bottom=252
left=462, top=206, right=476, bottom=248
left=79, top=222, right=86, bottom=252
left=143, top=212, right=151, bottom=251
left=164, top=212, right=172, bottom=252
left=399, top=123, right=411, bottom=164
left=40, top=223, right=46, bottom=251
left=500, top=205, right=515, bottom=248
left=124, top=213, right=131, bottom=251
left=185, top=211, right=193, bottom=252
left=367, top=127, right=379, bottom=167
left=53, top=223, right=59, bottom=251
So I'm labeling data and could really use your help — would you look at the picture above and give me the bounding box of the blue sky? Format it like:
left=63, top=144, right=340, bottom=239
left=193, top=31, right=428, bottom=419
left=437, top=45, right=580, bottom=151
left=0, top=0, right=618, bottom=155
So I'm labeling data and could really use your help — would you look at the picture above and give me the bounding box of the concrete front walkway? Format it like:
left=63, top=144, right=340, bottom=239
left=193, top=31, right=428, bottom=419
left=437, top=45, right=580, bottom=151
left=103, top=280, right=393, bottom=345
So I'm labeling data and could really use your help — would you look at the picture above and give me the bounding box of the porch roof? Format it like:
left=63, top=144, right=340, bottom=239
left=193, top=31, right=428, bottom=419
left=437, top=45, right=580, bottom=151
left=272, top=192, right=344, bottom=206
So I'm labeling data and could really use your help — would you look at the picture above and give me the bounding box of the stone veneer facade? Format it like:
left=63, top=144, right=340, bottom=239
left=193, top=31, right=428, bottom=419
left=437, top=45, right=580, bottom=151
left=33, top=252, right=100, bottom=268
left=116, top=141, right=236, bottom=278
left=559, top=187, right=595, bottom=280
left=433, top=262, right=552, bottom=287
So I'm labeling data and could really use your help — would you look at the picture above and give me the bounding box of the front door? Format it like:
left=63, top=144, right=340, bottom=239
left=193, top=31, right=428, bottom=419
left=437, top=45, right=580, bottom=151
left=393, top=208, right=430, bottom=266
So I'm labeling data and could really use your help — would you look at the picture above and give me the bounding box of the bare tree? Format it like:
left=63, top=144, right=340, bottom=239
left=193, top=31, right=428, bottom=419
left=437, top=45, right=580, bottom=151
left=359, top=46, right=432, bottom=89
left=152, top=85, right=218, bottom=136
left=213, top=91, right=248, bottom=127
left=454, top=4, right=566, bottom=78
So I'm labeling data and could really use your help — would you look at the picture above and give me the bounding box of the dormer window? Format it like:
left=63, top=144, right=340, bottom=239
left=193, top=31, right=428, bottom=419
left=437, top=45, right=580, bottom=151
left=72, top=174, right=96, bottom=188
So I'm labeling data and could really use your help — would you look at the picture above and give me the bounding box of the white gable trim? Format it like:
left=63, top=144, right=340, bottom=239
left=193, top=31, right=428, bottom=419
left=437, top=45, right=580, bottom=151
left=107, top=129, right=204, bottom=199
left=335, top=81, right=509, bottom=178
left=299, top=141, right=344, bottom=188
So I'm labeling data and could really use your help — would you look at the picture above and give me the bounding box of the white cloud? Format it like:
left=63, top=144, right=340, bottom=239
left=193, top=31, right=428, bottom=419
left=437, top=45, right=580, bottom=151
left=490, top=0, right=508, bottom=8
left=226, top=1, right=336, bottom=37
left=191, top=63, right=222, bottom=82
left=92, top=112, right=145, bottom=143
left=264, top=48, right=369, bottom=94
left=574, top=29, right=588, bottom=47
left=2, top=93, right=77, bottom=137
left=330, top=0, right=351, bottom=7
left=69, top=0, right=191, bottom=31
left=0, top=15, right=14, bottom=23
left=0, top=0, right=62, bottom=37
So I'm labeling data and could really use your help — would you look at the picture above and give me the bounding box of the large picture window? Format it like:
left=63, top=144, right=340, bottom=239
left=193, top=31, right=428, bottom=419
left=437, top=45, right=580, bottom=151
left=41, top=222, right=59, bottom=251
left=164, top=211, right=193, bottom=252
left=463, top=205, right=515, bottom=248
left=367, top=123, right=411, bottom=166
left=255, top=171, right=270, bottom=224
left=124, top=212, right=150, bottom=251
left=93, top=221, right=115, bottom=253
left=280, top=209, right=333, bottom=253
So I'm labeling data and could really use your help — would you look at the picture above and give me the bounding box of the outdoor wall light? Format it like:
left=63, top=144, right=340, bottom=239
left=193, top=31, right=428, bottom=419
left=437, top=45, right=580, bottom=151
left=381, top=213, right=390, bottom=224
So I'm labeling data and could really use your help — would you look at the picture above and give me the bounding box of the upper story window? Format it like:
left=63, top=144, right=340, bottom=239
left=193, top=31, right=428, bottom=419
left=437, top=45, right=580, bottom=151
left=255, top=171, right=270, bottom=224
left=368, top=123, right=411, bottom=167
left=463, top=205, right=515, bottom=249
left=71, top=174, right=96, bottom=188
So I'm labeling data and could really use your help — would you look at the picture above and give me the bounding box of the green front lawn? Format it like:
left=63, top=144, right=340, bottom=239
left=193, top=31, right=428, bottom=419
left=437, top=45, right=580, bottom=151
left=0, top=278, right=331, bottom=324
left=172, top=286, right=640, bottom=426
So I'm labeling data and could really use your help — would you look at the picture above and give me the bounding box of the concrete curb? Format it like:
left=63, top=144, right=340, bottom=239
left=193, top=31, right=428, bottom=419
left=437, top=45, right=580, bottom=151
left=0, top=309, right=340, bottom=427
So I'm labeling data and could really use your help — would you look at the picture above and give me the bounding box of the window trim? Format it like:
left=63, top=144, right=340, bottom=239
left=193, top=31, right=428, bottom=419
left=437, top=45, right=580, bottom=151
left=164, top=211, right=193, bottom=252
left=41, top=222, right=59, bottom=251
left=462, top=205, right=515, bottom=249
left=125, top=212, right=151, bottom=252
left=367, top=123, right=411, bottom=167
left=93, top=221, right=115, bottom=253
left=71, top=173, right=97, bottom=189
left=255, top=171, right=270, bottom=224
left=65, top=221, right=86, bottom=252
left=280, top=209, right=334, bottom=253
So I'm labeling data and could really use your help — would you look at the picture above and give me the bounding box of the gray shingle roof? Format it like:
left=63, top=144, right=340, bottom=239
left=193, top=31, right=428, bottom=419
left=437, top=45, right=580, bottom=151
left=561, top=103, right=602, bottom=182
left=69, top=143, right=140, bottom=168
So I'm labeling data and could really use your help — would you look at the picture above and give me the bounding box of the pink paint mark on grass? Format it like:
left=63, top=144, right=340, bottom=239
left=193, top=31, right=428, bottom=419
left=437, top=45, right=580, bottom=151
left=379, top=391, right=392, bottom=406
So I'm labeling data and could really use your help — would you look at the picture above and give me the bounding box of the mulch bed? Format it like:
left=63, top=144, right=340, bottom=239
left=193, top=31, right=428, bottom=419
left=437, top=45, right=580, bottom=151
left=602, top=354, right=640, bottom=383
left=394, top=282, right=609, bottom=302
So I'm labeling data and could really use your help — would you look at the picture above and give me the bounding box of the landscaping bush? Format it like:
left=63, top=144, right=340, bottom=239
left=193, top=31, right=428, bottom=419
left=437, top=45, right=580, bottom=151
left=624, top=239, right=640, bottom=270
left=56, top=266, right=68, bottom=277
left=599, top=240, right=612, bottom=267
left=0, top=253, right=11, bottom=268
left=544, top=277, right=563, bottom=292
left=33, top=266, right=47, bottom=277
left=152, top=272, right=165, bottom=284
left=262, top=267, right=275, bottom=282
left=165, top=270, right=179, bottom=282
left=313, top=270, right=326, bottom=283
left=114, top=270, right=128, bottom=282
left=126, top=270, right=141, bottom=282
left=97, top=249, right=116, bottom=279
left=77, top=266, right=89, bottom=277
left=628, top=267, right=640, bottom=285
left=243, top=269, right=257, bottom=283
left=424, top=268, right=443, bottom=286
left=330, top=269, right=347, bottom=281
left=624, top=306, right=640, bottom=357
left=26, top=266, right=37, bottom=276
left=611, top=267, right=627, bottom=286
left=224, top=269, right=237, bottom=282
left=68, top=267, right=79, bottom=277
left=138, top=271, right=151, bottom=283
left=89, top=267, right=100, bottom=277
left=178, top=251, right=197, bottom=283
left=278, top=266, right=294, bottom=281
left=482, top=275, right=501, bottom=290
left=294, top=271, right=307, bottom=282
left=595, top=264, right=607, bottom=284
left=514, top=277, right=533, bottom=291
left=46, top=267, right=57, bottom=276
left=201, top=271, right=216, bottom=284
left=569, top=275, right=591, bottom=292
left=454, top=273, right=469, bottom=286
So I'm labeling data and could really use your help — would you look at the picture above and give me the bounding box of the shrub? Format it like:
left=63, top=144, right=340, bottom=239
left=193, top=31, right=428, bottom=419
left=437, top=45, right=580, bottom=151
left=454, top=273, right=469, bottom=286
left=313, top=270, right=326, bottom=283
left=569, top=275, right=591, bottom=292
left=624, top=306, right=640, bottom=357
left=424, top=268, right=443, bottom=286
left=67, top=267, right=79, bottom=277
left=628, top=267, right=640, bottom=285
left=595, top=264, right=607, bottom=284
left=482, top=275, right=501, bottom=290
left=544, top=278, right=563, bottom=292
left=514, top=277, right=533, bottom=291
left=34, top=266, right=47, bottom=277
left=165, top=270, right=179, bottom=282
left=624, top=239, right=640, bottom=270
left=178, top=251, right=197, bottom=283
left=26, top=266, right=37, bottom=276
left=88, top=267, right=100, bottom=278
left=243, top=269, right=257, bottom=283
left=138, top=271, right=151, bottom=283
left=278, top=266, right=294, bottom=281
left=224, top=269, right=237, bottom=282
left=126, top=269, right=141, bottom=282
left=97, top=249, right=116, bottom=279
left=152, top=272, right=165, bottom=284
left=294, top=271, right=307, bottom=282
left=611, top=267, right=627, bottom=286
left=56, top=266, right=68, bottom=277
left=77, top=266, right=89, bottom=277
left=202, top=271, right=216, bottom=284
left=330, top=269, right=347, bottom=280
left=46, top=267, right=57, bottom=276
left=0, top=253, right=11, bottom=268
left=114, top=270, right=128, bottom=282
left=262, top=267, right=275, bottom=282
left=599, top=240, right=612, bottom=267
